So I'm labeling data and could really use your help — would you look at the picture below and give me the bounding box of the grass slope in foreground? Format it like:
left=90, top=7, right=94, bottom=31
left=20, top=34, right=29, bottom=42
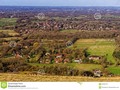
left=0, top=73, right=120, bottom=82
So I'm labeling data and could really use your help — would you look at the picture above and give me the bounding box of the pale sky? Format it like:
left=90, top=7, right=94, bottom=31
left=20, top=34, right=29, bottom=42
left=0, top=0, right=120, bottom=6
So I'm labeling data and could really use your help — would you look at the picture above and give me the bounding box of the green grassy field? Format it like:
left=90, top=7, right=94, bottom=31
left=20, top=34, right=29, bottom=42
left=0, top=18, right=17, bottom=28
left=107, top=66, right=120, bottom=75
left=0, top=18, right=17, bottom=22
left=71, top=39, right=116, bottom=63
left=29, top=63, right=103, bottom=71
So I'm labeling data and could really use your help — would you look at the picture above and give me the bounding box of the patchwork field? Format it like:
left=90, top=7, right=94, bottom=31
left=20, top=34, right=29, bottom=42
left=0, top=29, right=20, bottom=42
left=72, top=39, right=116, bottom=63
left=0, top=18, right=17, bottom=28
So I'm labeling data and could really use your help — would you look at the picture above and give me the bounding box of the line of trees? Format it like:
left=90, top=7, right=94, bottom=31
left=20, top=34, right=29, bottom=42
left=113, top=36, right=120, bottom=66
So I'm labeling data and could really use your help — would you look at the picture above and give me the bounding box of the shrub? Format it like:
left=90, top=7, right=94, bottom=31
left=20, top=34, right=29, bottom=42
left=81, top=71, right=94, bottom=77
left=0, top=58, right=38, bottom=72
left=42, top=65, right=81, bottom=76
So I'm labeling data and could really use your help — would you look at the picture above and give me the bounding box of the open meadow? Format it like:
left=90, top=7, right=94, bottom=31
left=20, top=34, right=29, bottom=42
left=71, top=39, right=116, bottom=63
left=0, top=18, right=17, bottom=28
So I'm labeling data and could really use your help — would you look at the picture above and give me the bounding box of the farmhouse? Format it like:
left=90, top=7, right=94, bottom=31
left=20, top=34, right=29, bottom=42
left=88, top=55, right=101, bottom=60
left=45, top=52, right=50, bottom=56
left=64, top=58, right=70, bottom=63
left=44, top=52, right=51, bottom=64
left=2, top=41, right=8, bottom=45
left=93, top=69, right=102, bottom=77
left=55, top=54, right=63, bottom=63
left=15, top=52, right=23, bottom=58
left=44, top=59, right=51, bottom=64
left=56, top=54, right=62, bottom=58
left=74, top=58, right=82, bottom=63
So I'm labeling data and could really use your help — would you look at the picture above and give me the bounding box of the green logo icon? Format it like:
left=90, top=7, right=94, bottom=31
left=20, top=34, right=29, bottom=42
left=1, top=82, right=7, bottom=89
left=99, top=86, right=101, bottom=89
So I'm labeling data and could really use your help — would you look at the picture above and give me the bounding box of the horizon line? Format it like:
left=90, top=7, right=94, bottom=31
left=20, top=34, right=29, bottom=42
left=0, top=5, right=120, bottom=7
